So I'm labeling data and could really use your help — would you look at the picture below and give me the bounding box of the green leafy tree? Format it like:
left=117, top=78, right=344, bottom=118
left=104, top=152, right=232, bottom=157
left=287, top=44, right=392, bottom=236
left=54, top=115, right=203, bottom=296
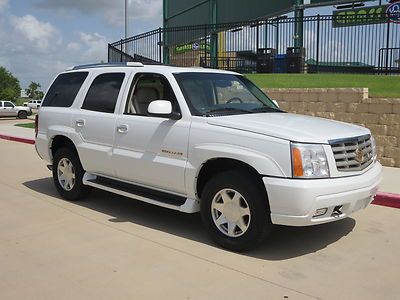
left=0, top=66, right=21, bottom=102
left=25, top=81, right=44, bottom=100
left=37, top=91, right=44, bottom=100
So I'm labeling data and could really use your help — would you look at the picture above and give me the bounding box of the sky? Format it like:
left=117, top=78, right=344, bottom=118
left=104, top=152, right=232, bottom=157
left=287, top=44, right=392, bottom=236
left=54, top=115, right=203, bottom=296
left=0, top=0, right=385, bottom=91
left=0, top=0, right=163, bottom=90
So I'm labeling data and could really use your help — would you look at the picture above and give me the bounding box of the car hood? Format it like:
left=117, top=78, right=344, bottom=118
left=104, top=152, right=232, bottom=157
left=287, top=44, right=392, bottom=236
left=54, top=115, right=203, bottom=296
left=206, top=113, right=370, bottom=144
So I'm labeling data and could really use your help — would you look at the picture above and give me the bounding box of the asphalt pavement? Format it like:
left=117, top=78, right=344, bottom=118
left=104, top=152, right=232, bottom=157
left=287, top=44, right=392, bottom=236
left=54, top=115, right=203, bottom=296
left=0, top=139, right=399, bottom=299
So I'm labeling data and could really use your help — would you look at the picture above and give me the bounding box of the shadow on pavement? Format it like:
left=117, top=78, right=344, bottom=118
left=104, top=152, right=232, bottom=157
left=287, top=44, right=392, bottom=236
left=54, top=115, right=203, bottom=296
left=23, top=177, right=356, bottom=260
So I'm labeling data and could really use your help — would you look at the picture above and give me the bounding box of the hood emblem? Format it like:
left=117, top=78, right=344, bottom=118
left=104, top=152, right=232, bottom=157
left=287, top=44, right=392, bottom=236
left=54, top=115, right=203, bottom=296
left=355, top=148, right=364, bottom=163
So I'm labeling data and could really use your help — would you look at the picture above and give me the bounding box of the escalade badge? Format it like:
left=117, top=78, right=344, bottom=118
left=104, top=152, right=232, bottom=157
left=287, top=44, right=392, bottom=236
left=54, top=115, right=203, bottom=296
left=161, top=149, right=183, bottom=156
left=355, top=148, right=364, bottom=163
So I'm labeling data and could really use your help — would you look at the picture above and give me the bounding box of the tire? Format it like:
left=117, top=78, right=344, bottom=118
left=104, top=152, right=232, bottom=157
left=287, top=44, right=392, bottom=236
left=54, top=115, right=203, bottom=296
left=200, top=170, right=273, bottom=252
left=52, top=147, right=90, bottom=201
left=18, top=111, right=27, bottom=119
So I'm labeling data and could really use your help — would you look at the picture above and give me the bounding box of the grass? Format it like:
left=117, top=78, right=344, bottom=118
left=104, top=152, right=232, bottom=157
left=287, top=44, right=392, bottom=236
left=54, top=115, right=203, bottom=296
left=15, top=123, right=35, bottom=129
left=245, top=73, right=400, bottom=98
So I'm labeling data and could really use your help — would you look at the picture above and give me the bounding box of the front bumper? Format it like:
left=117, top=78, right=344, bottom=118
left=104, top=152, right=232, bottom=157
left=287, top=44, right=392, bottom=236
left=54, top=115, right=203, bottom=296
left=263, top=162, right=382, bottom=226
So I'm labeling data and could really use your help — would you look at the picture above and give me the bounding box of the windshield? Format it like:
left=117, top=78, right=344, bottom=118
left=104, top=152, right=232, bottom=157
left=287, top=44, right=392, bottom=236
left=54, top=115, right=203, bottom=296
left=174, top=72, right=281, bottom=116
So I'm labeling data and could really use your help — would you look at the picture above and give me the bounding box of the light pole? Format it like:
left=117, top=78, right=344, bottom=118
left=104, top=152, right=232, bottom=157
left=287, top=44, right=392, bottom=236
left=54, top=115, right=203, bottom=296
left=125, top=0, right=128, bottom=40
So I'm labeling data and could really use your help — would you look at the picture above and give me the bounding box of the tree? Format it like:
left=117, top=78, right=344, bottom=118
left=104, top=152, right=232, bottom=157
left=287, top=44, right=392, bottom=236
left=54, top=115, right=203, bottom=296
left=25, top=82, right=44, bottom=100
left=0, top=66, right=21, bottom=102
left=37, top=91, right=44, bottom=100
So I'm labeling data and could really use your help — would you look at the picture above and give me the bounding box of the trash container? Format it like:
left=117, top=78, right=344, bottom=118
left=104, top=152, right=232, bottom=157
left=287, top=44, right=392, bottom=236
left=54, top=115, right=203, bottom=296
left=256, top=48, right=276, bottom=73
left=286, top=47, right=306, bottom=73
left=274, top=54, right=287, bottom=73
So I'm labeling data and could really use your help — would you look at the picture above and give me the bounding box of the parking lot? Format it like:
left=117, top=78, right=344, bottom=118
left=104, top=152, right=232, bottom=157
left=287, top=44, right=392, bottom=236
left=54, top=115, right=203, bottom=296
left=0, top=138, right=399, bottom=300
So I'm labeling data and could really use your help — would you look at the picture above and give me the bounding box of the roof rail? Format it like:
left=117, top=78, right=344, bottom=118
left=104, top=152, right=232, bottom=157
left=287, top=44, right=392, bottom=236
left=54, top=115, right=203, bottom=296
left=67, top=62, right=144, bottom=71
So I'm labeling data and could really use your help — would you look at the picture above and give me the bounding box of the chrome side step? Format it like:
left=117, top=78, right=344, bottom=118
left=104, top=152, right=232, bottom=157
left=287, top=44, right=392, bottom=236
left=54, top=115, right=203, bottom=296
left=82, top=173, right=199, bottom=213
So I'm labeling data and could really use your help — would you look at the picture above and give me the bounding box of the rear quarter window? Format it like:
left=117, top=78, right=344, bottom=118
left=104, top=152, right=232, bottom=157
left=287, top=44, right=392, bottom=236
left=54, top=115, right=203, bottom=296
left=42, top=72, right=88, bottom=107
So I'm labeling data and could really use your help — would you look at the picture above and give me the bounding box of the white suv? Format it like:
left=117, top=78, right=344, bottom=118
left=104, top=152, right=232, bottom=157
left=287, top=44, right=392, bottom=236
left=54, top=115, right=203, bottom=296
left=25, top=100, right=42, bottom=109
left=35, top=62, right=382, bottom=251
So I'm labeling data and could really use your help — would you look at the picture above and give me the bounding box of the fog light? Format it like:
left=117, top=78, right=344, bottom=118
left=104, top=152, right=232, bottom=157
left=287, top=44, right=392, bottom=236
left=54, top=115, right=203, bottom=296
left=313, top=208, right=328, bottom=218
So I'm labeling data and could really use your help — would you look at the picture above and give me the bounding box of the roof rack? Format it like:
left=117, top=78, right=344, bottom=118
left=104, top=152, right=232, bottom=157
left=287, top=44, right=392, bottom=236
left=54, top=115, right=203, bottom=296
left=67, top=62, right=144, bottom=71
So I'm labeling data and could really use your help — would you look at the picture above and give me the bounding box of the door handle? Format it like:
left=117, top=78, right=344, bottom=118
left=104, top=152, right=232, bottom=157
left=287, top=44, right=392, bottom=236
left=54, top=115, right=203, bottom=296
left=117, top=124, right=128, bottom=134
left=76, top=119, right=85, bottom=127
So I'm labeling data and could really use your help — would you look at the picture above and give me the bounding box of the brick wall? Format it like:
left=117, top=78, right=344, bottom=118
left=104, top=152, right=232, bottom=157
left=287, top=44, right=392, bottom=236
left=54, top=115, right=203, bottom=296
left=262, top=88, right=400, bottom=168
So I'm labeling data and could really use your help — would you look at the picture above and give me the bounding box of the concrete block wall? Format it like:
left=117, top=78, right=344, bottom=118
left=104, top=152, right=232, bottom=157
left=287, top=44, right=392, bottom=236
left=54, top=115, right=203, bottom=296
left=262, top=88, right=400, bottom=167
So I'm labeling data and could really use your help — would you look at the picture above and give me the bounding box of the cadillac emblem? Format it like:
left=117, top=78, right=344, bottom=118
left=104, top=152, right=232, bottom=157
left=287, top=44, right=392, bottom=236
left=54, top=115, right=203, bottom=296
left=355, top=148, right=364, bottom=163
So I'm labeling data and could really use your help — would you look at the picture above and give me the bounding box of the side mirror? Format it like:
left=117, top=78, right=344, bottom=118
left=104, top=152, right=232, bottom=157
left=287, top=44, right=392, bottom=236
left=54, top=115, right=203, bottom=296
left=272, top=100, right=279, bottom=108
left=148, top=100, right=180, bottom=119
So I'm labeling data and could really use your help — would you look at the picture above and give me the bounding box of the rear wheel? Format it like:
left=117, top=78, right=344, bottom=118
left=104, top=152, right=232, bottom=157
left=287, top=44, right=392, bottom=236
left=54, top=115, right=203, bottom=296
left=200, top=171, right=273, bottom=251
left=52, top=147, right=90, bottom=201
left=18, top=111, right=27, bottom=119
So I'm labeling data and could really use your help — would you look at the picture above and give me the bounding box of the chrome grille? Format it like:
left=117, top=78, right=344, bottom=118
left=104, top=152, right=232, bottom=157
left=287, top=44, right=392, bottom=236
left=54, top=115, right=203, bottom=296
left=330, top=135, right=374, bottom=172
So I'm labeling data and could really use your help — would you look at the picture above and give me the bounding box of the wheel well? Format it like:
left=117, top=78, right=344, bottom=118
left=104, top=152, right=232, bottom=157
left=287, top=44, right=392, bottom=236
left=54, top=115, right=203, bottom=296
left=196, top=158, right=263, bottom=198
left=51, top=135, right=78, bottom=159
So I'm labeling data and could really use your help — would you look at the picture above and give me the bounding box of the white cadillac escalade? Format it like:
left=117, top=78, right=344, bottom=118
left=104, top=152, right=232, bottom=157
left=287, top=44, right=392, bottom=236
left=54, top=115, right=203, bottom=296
left=35, top=62, right=382, bottom=251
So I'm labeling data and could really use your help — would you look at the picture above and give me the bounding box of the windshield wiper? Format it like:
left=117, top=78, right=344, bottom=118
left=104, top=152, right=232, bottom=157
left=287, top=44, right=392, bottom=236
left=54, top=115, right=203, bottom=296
left=206, top=107, right=253, bottom=115
left=251, top=106, right=284, bottom=113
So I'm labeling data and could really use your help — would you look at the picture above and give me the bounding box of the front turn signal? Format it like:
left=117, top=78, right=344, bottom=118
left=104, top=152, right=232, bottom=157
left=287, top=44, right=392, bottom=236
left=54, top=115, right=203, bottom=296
left=292, top=147, right=304, bottom=177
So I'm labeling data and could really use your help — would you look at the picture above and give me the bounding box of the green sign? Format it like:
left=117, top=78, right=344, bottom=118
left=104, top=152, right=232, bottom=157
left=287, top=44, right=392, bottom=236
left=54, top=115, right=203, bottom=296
left=174, top=42, right=210, bottom=54
left=333, top=5, right=389, bottom=28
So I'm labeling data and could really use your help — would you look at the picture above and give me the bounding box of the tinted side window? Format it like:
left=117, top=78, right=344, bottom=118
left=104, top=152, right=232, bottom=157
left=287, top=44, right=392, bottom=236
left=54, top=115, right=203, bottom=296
left=4, top=102, right=14, bottom=107
left=82, top=73, right=125, bottom=113
left=125, top=74, right=180, bottom=116
left=42, top=72, right=88, bottom=107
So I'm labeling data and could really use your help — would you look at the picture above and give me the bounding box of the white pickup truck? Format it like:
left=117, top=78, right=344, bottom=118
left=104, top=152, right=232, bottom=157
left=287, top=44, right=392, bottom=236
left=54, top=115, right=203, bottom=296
left=35, top=62, right=382, bottom=251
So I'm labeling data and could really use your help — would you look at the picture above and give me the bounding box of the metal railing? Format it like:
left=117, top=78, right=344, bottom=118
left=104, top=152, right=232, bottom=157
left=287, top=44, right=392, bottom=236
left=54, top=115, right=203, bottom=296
left=378, top=47, right=400, bottom=74
left=108, top=44, right=135, bottom=62
left=109, top=14, right=400, bottom=74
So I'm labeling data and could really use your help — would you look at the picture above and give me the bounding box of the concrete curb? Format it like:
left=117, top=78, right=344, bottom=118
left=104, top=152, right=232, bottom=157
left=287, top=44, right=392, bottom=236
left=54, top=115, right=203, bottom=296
left=0, top=134, right=35, bottom=145
left=0, top=133, right=399, bottom=209
left=373, top=192, right=400, bottom=209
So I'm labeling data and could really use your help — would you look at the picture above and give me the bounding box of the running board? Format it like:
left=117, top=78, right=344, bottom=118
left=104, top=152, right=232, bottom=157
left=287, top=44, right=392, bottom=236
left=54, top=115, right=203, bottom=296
left=82, top=173, right=199, bottom=213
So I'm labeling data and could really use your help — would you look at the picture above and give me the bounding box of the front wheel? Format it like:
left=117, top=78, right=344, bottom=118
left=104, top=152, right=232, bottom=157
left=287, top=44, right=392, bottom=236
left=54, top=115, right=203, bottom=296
left=200, top=171, right=273, bottom=251
left=52, top=147, right=90, bottom=201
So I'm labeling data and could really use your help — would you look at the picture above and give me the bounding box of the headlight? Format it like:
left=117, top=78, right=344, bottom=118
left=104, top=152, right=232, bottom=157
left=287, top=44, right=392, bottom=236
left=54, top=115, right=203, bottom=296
left=291, top=143, right=330, bottom=178
left=370, top=135, right=377, bottom=162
